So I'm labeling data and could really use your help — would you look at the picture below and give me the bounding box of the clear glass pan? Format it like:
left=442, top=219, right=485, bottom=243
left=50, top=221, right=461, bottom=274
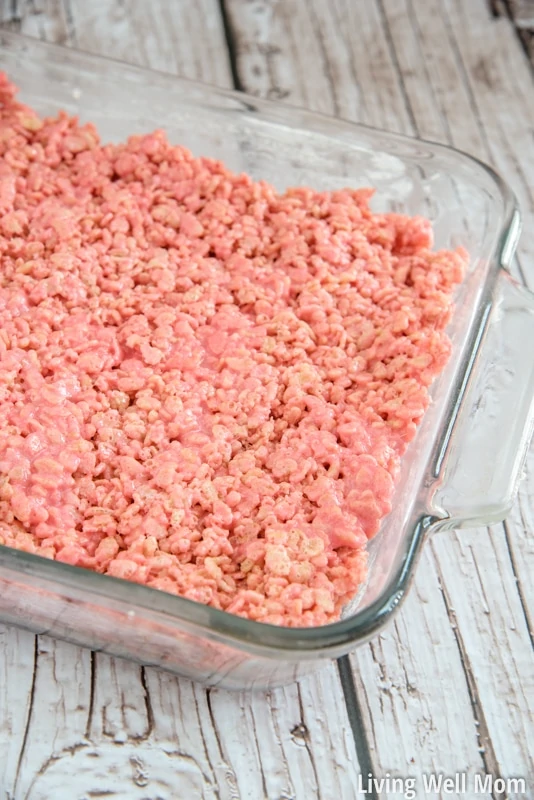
left=1, top=31, right=533, bottom=689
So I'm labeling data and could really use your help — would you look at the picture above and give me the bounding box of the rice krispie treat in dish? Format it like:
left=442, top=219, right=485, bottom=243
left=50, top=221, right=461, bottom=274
left=0, top=75, right=467, bottom=626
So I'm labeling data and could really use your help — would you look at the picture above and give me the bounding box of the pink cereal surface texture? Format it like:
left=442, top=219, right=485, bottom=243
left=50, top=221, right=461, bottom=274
left=0, top=75, right=467, bottom=627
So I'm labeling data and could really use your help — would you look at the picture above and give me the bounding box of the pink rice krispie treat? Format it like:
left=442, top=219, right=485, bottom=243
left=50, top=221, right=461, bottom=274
left=0, top=74, right=466, bottom=626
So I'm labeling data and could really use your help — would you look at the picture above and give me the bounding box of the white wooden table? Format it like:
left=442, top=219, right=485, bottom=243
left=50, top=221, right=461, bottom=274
left=0, top=1, right=533, bottom=798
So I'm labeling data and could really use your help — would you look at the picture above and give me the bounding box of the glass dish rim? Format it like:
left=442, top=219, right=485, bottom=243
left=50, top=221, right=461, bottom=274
left=0, top=31, right=520, bottom=656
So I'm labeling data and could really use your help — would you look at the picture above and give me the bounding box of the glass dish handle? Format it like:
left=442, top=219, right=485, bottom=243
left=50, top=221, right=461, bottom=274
left=434, top=269, right=534, bottom=527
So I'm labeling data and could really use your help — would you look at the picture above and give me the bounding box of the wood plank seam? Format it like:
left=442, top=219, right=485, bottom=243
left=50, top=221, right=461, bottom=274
left=62, top=0, right=77, bottom=46
left=376, top=0, right=420, bottom=134
left=397, top=0, right=532, bottom=287
left=12, top=636, right=38, bottom=800
left=218, top=0, right=243, bottom=90
left=430, top=541, right=508, bottom=790
left=502, top=520, right=534, bottom=648
left=295, top=685, right=321, bottom=797
left=84, top=650, right=96, bottom=740
left=498, top=0, right=534, bottom=63
left=337, top=657, right=379, bottom=800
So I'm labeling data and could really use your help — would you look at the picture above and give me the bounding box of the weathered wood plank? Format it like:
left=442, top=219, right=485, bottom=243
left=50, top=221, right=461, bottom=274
left=1, top=0, right=233, bottom=84
left=223, top=0, right=411, bottom=131
left=350, top=550, right=490, bottom=792
left=87, top=655, right=151, bottom=744
left=68, top=0, right=233, bottom=86
left=12, top=637, right=92, bottom=800
left=0, top=0, right=71, bottom=41
left=506, top=0, right=534, bottom=27
left=450, top=0, right=534, bottom=271
left=505, top=444, right=534, bottom=639
left=432, top=526, right=534, bottom=781
left=0, top=626, right=36, bottom=796
left=5, top=652, right=363, bottom=798
left=207, top=669, right=364, bottom=800
left=25, top=654, right=225, bottom=800
left=500, top=0, right=534, bottom=70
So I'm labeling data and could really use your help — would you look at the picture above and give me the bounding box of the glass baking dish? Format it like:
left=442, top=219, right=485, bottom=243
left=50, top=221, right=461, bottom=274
left=1, top=31, right=533, bottom=690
